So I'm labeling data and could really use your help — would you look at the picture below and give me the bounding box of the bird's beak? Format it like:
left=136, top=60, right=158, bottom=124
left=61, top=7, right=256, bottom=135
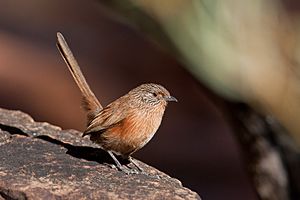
left=164, top=96, right=178, bottom=102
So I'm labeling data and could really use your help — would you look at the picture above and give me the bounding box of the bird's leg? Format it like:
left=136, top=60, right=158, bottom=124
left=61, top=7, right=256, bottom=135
left=128, top=156, right=144, bottom=172
left=107, top=151, right=131, bottom=174
left=128, top=157, right=161, bottom=178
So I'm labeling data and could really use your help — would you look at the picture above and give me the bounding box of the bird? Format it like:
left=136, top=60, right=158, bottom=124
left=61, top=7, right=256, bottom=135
left=56, top=32, right=177, bottom=174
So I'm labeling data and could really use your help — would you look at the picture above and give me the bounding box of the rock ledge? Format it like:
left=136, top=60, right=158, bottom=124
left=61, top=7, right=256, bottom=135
left=0, top=108, right=200, bottom=200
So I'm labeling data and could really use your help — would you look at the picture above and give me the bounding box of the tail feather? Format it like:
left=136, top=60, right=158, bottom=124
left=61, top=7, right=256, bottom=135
left=56, top=32, right=102, bottom=124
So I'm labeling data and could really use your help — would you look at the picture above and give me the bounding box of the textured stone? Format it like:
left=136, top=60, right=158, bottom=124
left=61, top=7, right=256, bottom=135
left=0, top=108, right=200, bottom=200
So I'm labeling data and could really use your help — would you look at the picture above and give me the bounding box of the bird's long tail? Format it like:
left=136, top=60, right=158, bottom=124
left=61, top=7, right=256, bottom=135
left=56, top=32, right=102, bottom=124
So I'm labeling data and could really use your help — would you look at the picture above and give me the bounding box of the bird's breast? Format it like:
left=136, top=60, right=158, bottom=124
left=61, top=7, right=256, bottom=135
left=99, top=105, right=166, bottom=156
left=122, top=106, right=165, bottom=150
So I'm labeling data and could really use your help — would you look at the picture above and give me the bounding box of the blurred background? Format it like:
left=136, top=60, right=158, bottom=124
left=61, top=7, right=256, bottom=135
left=2, top=0, right=300, bottom=200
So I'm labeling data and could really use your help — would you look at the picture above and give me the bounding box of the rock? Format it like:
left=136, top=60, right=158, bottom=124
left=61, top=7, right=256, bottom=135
left=0, top=108, right=201, bottom=200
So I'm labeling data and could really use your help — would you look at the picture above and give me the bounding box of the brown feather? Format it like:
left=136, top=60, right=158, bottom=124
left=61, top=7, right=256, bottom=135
left=56, top=32, right=102, bottom=124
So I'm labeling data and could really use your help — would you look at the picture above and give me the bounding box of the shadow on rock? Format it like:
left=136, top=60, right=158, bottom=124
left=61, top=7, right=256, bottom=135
left=35, top=135, right=130, bottom=166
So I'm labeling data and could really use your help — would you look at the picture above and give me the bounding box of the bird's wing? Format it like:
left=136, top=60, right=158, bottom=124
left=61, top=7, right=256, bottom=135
left=83, top=101, right=127, bottom=135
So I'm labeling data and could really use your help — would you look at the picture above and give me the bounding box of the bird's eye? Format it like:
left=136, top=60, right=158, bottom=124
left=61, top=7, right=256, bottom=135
left=152, top=92, right=157, bottom=97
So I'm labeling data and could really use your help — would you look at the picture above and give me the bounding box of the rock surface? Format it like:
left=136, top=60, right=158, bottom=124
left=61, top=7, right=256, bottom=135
left=0, top=108, right=200, bottom=200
